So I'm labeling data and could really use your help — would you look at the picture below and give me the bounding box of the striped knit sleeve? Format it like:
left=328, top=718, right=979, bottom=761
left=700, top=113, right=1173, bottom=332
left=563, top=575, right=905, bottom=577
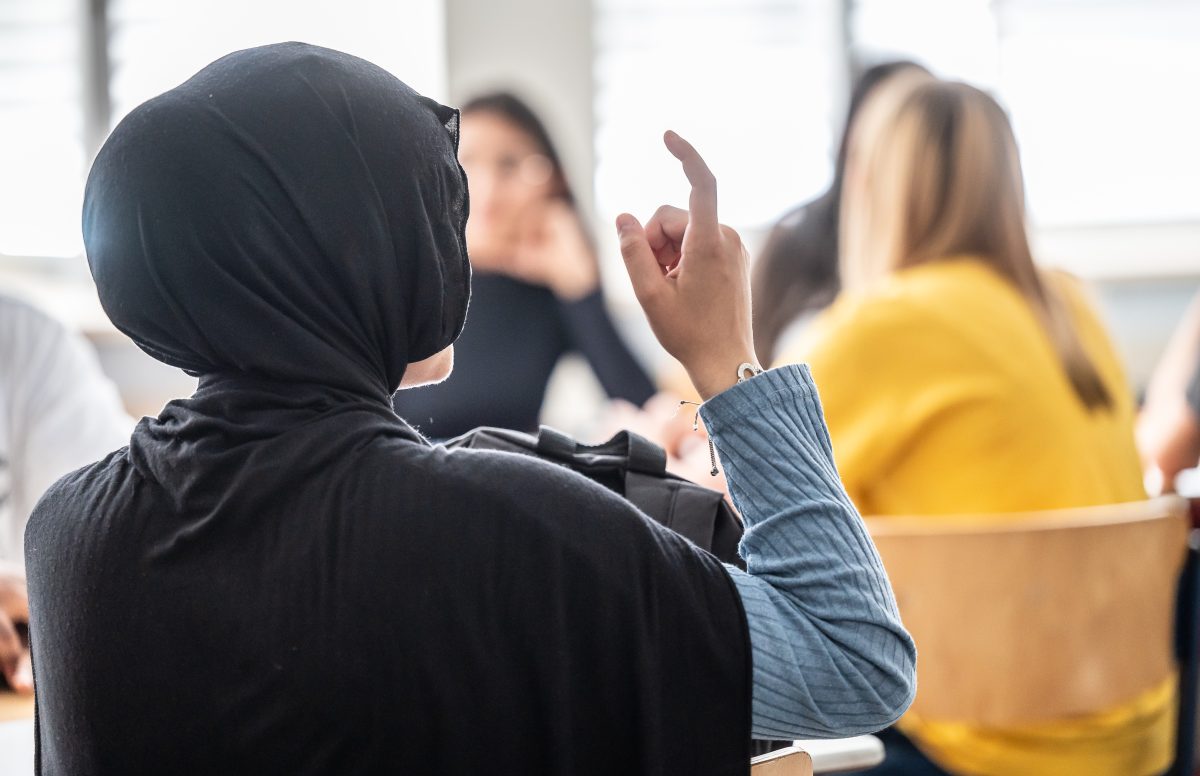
left=699, top=364, right=916, bottom=740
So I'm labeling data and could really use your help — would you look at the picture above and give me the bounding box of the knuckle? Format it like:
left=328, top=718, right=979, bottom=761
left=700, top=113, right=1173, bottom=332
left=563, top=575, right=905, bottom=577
left=634, top=287, right=661, bottom=309
left=619, top=245, right=640, bottom=262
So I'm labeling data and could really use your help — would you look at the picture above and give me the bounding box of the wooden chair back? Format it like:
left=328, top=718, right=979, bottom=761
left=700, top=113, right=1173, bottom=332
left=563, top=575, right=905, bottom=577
left=750, top=745, right=813, bottom=776
left=865, top=496, right=1190, bottom=726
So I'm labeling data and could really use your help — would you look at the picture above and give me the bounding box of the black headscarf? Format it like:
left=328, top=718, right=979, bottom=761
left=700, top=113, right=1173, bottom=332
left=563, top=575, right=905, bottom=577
left=27, top=43, right=750, bottom=776
left=84, top=41, right=470, bottom=402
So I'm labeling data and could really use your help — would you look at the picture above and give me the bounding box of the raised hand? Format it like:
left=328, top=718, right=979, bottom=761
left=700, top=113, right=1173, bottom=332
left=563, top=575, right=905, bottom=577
left=616, top=131, right=759, bottom=400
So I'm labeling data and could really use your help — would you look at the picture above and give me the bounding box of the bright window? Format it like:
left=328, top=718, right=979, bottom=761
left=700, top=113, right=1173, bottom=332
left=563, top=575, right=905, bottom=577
left=108, top=0, right=446, bottom=130
left=593, top=0, right=845, bottom=232
left=0, top=0, right=445, bottom=261
left=0, top=0, right=88, bottom=258
left=851, top=0, right=1200, bottom=227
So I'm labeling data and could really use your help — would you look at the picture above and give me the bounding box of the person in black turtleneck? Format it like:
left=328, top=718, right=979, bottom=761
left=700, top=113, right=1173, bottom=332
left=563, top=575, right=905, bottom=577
left=392, top=92, right=655, bottom=438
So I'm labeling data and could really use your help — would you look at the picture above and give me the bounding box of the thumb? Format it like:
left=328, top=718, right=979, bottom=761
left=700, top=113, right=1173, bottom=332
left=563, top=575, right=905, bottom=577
left=616, top=214, right=664, bottom=305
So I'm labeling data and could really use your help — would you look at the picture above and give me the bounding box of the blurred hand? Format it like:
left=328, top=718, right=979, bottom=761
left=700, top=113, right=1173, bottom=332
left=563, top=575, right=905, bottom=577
left=616, top=132, right=758, bottom=401
left=0, top=567, right=31, bottom=695
left=512, top=200, right=600, bottom=301
left=1140, top=401, right=1200, bottom=494
left=602, top=392, right=706, bottom=459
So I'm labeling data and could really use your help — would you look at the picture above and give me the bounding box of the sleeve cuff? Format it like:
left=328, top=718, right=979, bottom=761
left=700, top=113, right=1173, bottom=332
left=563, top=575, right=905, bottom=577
left=699, top=364, right=815, bottom=433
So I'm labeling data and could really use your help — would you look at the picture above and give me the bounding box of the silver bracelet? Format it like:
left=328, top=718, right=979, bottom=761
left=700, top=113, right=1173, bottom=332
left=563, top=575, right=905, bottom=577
left=736, top=362, right=765, bottom=383
left=678, top=362, right=765, bottom=477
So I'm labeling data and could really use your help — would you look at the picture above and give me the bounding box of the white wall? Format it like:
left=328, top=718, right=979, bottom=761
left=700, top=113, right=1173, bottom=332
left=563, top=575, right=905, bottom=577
left=444, top=0, right=595, bottom=217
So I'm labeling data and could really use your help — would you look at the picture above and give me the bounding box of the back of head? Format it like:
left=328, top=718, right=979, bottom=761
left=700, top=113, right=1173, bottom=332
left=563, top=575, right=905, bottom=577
left=83, top=43, right=471, bottom=402
left=834, top=60, right=932, bottom=185
left=841, top=80, right=1113, bottom=411
left=752, top=60, right=930, bottom=364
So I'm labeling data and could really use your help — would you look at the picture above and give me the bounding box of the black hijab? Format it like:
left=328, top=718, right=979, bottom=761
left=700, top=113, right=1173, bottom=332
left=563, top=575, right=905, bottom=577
left=84, top=41, right=469, bottom=402
left=27, top=43, right=750, bottom=776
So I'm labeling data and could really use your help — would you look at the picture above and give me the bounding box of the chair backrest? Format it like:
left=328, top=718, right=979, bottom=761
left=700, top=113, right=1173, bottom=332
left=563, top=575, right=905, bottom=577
left=750, top=745, right=813, bottom=776
left=865, top=496, right=1190, bottom=726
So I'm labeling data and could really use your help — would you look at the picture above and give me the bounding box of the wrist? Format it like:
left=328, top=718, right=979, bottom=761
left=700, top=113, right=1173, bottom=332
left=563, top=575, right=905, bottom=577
left=687, top=353, right=762, bottom=401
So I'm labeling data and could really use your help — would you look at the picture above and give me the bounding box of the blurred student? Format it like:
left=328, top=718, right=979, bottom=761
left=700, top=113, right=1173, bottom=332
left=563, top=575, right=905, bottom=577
left=392, top=92, right=655, bottom=438
left=1138, top=290, right=1200, bottom=491
left=752, top=60, right=929, bottom=366
left=0, top=294, right=131, bottom=693
left=785, top=80, right=1160, bottom=776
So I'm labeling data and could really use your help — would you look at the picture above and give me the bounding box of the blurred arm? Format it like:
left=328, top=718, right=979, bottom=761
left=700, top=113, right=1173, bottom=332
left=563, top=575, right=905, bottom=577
left=1138, top=291, right=1200, bottom=489
left=1, top=301, right=133, bottom=562
left=559, top=291, right=657, bottom=407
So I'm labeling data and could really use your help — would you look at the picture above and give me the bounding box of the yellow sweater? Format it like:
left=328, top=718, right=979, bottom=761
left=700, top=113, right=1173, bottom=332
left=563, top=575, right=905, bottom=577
left=778, top=258, right=1169, bottom=776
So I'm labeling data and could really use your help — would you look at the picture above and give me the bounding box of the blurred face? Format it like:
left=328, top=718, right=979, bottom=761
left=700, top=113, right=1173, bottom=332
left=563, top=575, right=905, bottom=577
left=458, top=110, right=560, bottom=270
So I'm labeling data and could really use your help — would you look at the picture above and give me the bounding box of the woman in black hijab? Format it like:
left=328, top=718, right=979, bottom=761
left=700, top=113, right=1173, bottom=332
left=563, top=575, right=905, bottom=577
left=25, top=43, right=913, bottom=775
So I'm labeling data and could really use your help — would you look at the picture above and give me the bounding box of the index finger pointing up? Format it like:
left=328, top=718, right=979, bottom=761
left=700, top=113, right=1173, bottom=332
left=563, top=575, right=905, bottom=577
left=663, top=130, right=718, bottom=240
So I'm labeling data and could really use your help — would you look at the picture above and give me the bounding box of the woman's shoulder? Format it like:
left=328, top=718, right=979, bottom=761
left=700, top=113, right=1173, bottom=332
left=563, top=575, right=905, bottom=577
left=1040, top=268, right=1132, bottom=390
left=878, top=257, right=1016, bottom=306
left=778, top=273, right=947, bottom=367
left=411, top=440, right=656, bottom=525
left=820, top=259, right=1027, bottom=333
left=0, top=294, right=72, bottom=367
left=399, top=440, right=722, bottom=576
left=775, top=258, right=1029, bottom=392
left=1041, top=268, right=1107, bottom=331
left=25, top=448, right=135, bottom=541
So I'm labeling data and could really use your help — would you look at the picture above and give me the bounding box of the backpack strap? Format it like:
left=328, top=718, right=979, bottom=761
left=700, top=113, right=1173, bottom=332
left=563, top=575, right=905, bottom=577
left=531, top=425, right=742, bottom=567
left=606, top=430, right=668, bottom=476
left=536, top=427, right=667, bottom=475
left=534, top=426, right=578, bottom=462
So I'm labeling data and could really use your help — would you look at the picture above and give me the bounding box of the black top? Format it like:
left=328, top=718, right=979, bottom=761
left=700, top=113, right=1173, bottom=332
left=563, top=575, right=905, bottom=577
left=27, top=43, right=751, bottom=776
left=394, top=272, right=657, bottom=439
left=28, top=379, right=750, bottom=775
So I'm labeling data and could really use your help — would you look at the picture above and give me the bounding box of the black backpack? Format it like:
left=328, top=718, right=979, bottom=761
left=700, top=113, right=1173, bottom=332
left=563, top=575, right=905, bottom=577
left=446, top=425, right=745, bottom=569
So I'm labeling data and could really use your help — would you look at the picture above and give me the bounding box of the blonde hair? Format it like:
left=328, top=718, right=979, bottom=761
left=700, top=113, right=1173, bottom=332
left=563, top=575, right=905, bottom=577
left=840, top=80, right=1112, bottom=411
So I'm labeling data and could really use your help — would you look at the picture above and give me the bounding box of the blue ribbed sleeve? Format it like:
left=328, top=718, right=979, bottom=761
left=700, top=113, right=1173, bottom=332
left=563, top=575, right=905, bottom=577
left=699, top=365, right=917, bottom=740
